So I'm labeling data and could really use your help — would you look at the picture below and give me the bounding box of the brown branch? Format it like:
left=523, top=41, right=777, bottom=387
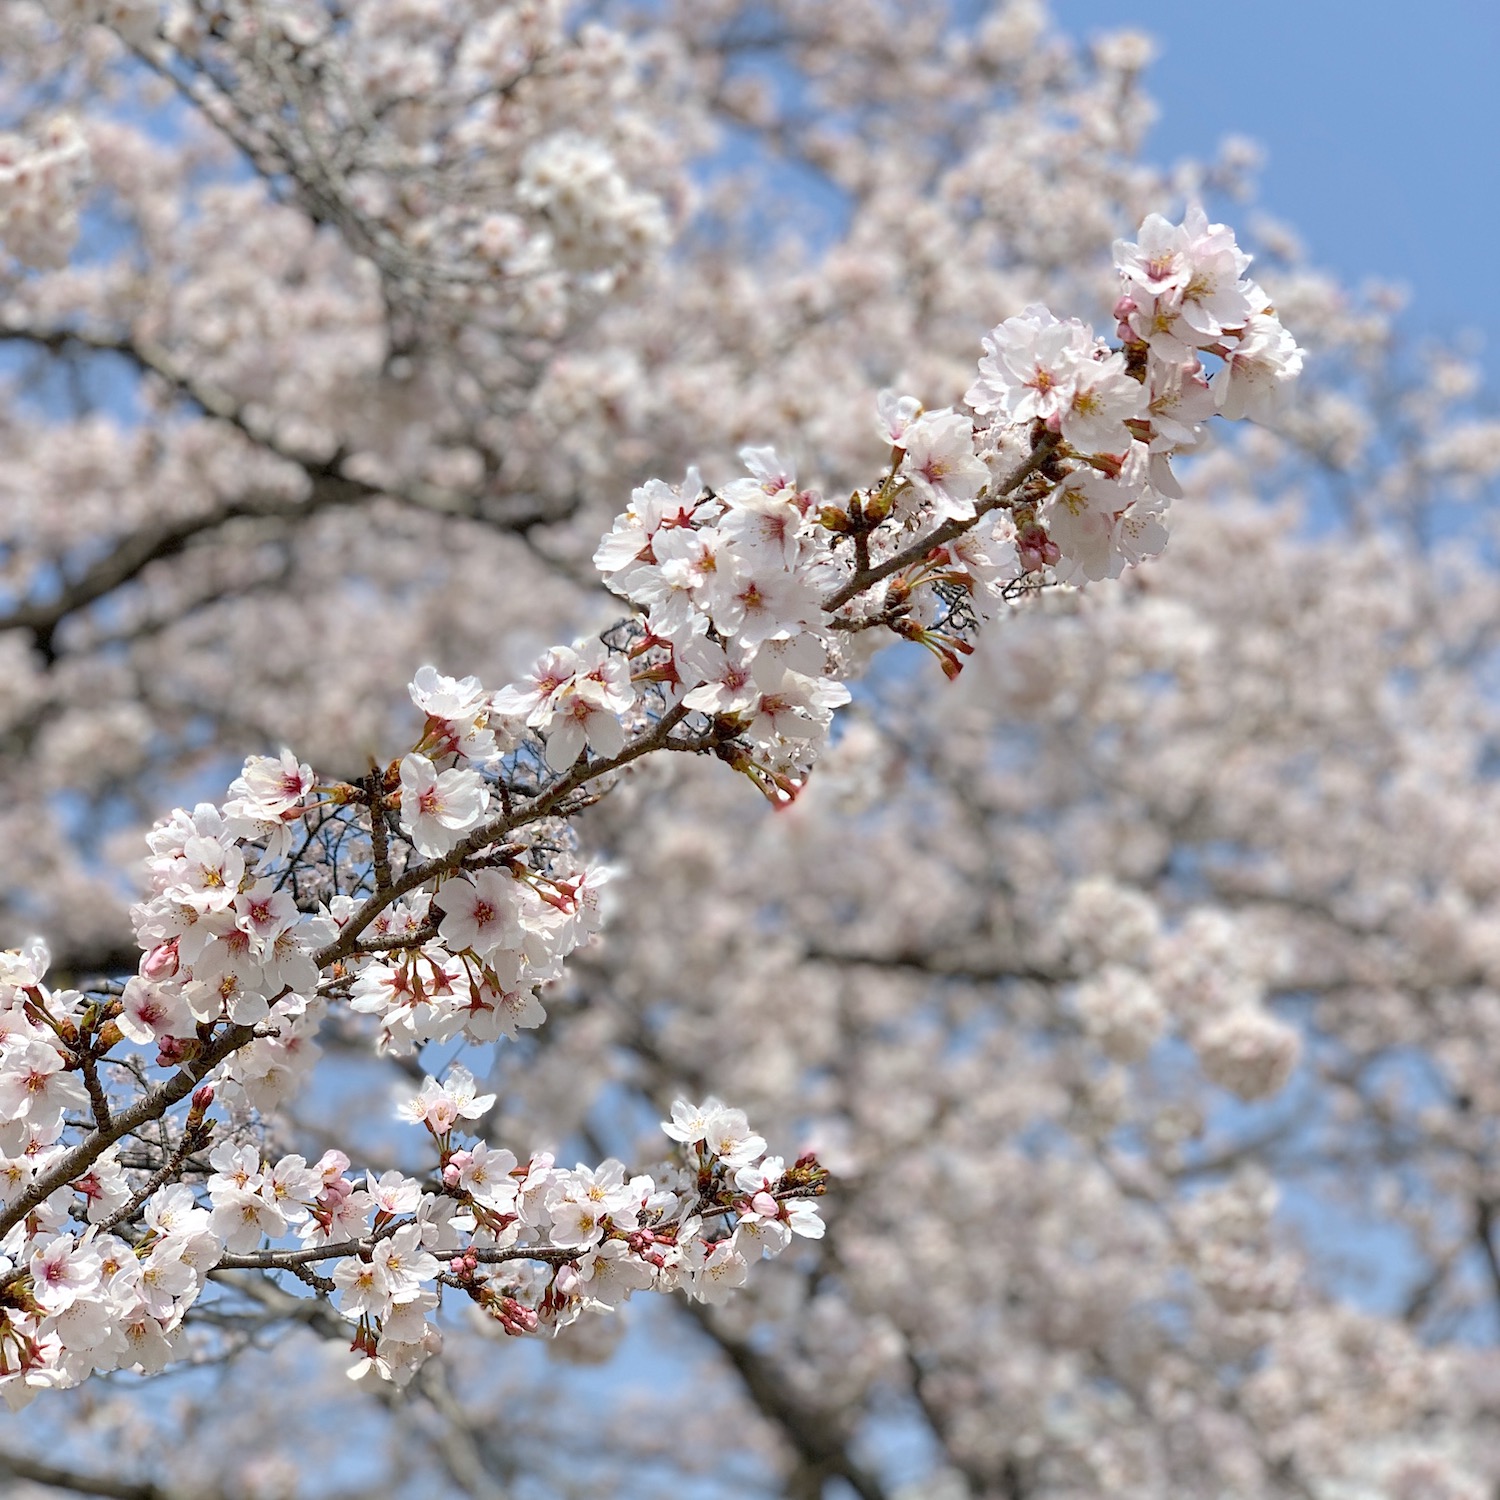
left=801, top=942, right=1070, bottom=988
left=0, top=326, right=570, bottom=655
left=1474, top=1198, right=1500, bottom=1312
left=684, top=1302, right=891, bottom=1500
left=0, top=1024, right=253, bottom=1239
left=98, top=1117, right=212, bottom=1236
left=76, top=1048, right=113, bottom=1133
left=0, top=465, right=370, bottom=657
left=365, top=769, right=394, bottom=894
left=0, top=1449, right=187, bottom=1500
left=312, top=703, right=692, bottom=969
left=821, top=431, right=1059, bottom=614
left=212, top=1238, right=578, bottom=1273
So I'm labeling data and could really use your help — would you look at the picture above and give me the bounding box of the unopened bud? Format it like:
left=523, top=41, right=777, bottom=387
left=156, top=1035, right=192, bottom=1067
left=496, top=1296, right=538, bottom=1336
left=140, top=938, right=180, bottom=981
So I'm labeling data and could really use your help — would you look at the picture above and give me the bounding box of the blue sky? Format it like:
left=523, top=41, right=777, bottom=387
left=1061, top=0, right=1500, bottom=382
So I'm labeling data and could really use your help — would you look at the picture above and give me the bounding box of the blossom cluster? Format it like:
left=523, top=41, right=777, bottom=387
left=0, top=204, right=1296, bottom=1407
left=1065, top=884, right=1303, bottom=1098
left=964, top=205, right=1303, bottom=584
left=0, top=944, right=221, bottom=1400
left=5, top=0, right=1495, bottom=1486
left=522, top=206, right=1302, bottom=796
left=0, top=939, right=821, bottom=1404
left=127, top=0, right=680, bottom=332
left=0, top=115, right=89, bottom=269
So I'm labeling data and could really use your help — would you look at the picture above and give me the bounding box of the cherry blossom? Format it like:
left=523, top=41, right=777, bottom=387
left=0, top=2, right=1489, bottom=1494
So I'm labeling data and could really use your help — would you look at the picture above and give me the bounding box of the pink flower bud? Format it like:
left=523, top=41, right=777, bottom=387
left=496, top=1296, right=538, bottom=1335
left=141, top=938, right=180, bottom=980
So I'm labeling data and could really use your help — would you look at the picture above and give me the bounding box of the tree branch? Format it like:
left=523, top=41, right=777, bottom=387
left=0, top=1450, right=188, bottom=1500
left=0, top=326, right=572, bottom=656
left=821, top=431, right=1059, bottom=614
left=684, top=1302, right=891, bottom=1500
left=0, top=1024, right=252, bottom=1239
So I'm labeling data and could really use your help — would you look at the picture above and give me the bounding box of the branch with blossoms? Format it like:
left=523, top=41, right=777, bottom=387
left=0, top=208, right=1299, bottom=1405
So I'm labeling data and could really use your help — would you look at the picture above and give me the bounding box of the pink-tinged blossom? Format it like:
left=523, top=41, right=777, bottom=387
left=783, top=1200, right=825, bottom=1239
left=29, top=1236, right=102, bottom=1315
left=444, top=1141, right=519, bottom=1214
left=701, top=1106, right=767, bottom=1169
left=492, top=646, right=582, bottom=727
left=223, top=750, right=316, bottom=857
left=1114, top=207, right=1254, bottom=357
left=1058, top=351, right=1145, bottom=455
left=436, top=868, right=522, bottom=957
left=662, top=1098, right=720, bottom=1145
left=1212, top=311, right=1306, bottom=422
left=398, top=754, right=490, bottom=858
left=877, top=390, right=924, bottom=448
left=1045, top=469, right=1133, bottom=583
left=371, top=1225, right=439, bottom=1305
left=966, top=307, right=1092, bottom=423
left=473, top=983, right=546, bottom=1042
left=208, top=1187, right=287, bottom=1253
left=234, top=880, right=298, bottom=945
left=577, top=1240, right=655, bottom=1307
left=299, top=1178, right=374, bottom=1246
left=207, top=1142, right=262, bottom=1196
left=164, top=836, right=244, bottom=915
left=398, top=1065, right=496, bottom=1133
left=733, top=1213, right=793, bottom=1258
left=542, top=643, right=635, bottom=772
left=901, top=409, right=990, bottom=522
left=0, top=1039, right=89, bottom=1130
left=333, top=1255, right=389, bottom=1320
left=1110, top=500, right=1171, bottom=572
left=367, top=1170, right=423, bottom=1218
left=546, top=1197, right=607, bottom=1249
left=744, top=665, right=851, bottom=747
left=706, top=558, right=822, bottom=649
left=719, top=447, right=813, bottom=566
left=408, top=665, right=500, bottom=761
left=264, top=1156, right=321, bottom=1224
left=136, top=1246, right=197, bottom=1321
left=0, top=936, right=49, bottom=990
left=592, top=472, right=703, bottom=592
left=678, top=637, right=759, bottom=716
left=546, top=1160, right=640, bottom=1249
left=115, top=1310, right=176, bottom=1375
left=688, top=1240, right=749, bottom=1304
left=143, top=1184, right=212, bottom=1245
left=73, top=1149, right=131, bottom=1225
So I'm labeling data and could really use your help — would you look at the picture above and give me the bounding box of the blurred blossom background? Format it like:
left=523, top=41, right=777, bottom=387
left=3, top=2, right=1500, bottom=1498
